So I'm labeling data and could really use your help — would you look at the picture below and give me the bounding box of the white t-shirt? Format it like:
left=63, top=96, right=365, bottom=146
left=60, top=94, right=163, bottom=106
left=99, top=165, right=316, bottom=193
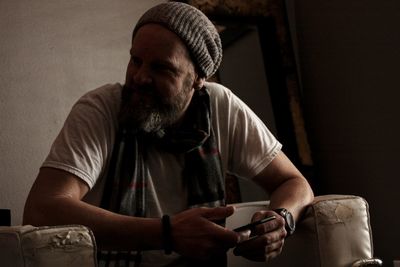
left=42, top=82, right=282, bottom=266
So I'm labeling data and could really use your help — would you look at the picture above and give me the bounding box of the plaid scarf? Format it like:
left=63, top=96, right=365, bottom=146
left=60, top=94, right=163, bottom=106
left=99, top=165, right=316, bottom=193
left=99, top=87, right=227, bottom=266
left=101, top=86, right=225, bottom=213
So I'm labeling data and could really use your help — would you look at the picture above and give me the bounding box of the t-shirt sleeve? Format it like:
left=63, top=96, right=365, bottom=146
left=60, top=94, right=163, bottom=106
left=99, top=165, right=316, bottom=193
left=41, top=87, right=117, bottom=188
left=228, top=97, right=282, bottom=178
left=209, top=83, right=282, bottom=179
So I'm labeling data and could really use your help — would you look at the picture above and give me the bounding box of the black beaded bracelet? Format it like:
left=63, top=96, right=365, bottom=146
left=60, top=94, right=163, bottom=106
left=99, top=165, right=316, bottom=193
left=162, top=215, right=173, bottom=255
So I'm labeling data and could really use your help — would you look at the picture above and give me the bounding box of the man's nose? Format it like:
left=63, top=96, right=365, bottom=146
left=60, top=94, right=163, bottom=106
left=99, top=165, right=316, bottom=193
left=134, top=65, right=152, bottom=85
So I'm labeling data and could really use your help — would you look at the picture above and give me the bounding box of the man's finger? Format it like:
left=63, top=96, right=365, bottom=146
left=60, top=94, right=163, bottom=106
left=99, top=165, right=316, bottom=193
left=253, top=214, right=285, bottom=236
left=201, top=206, right=235, bottom=221
left=233, top=230, right=284, bottom=254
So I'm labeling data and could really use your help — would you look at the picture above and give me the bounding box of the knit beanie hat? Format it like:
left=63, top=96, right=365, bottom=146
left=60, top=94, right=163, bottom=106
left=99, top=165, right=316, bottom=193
left=132, top=2, right=222, bottom=79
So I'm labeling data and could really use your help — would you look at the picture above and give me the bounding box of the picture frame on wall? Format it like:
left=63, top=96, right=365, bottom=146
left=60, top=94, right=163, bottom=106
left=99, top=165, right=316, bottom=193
left=174, top=0, right=317, bottom=199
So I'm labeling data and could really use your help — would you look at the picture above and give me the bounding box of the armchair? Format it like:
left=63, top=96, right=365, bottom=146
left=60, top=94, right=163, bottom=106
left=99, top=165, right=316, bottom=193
left=0, top=195, right=382, bottom=266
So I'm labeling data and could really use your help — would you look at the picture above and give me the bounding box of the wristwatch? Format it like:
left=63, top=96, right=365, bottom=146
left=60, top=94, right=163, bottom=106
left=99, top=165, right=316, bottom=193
left=273, top=208, right=295, bottom=236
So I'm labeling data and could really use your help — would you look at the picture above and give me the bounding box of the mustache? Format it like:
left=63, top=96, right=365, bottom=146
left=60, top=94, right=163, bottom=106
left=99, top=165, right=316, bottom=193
left=123, top=83, right=157, bottom=97
left=122, top=83, right=174, bottom=108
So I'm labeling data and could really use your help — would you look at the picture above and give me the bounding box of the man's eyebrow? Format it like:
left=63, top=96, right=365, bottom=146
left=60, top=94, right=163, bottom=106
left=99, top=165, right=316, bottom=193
left=153, top=59, right=180, bottom=70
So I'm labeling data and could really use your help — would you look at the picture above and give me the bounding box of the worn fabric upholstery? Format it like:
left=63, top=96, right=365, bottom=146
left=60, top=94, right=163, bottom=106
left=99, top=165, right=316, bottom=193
left=226, top=195, right=376, bottom=267
left=0, top=225, right=97, bottom=267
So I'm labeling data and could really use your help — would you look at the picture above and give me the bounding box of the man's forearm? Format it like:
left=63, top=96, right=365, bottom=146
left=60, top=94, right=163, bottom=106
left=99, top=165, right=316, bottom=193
left=267, top=176, right=314, bottom=221
left=23, top=168, right=240, bottom=257
left=252, top=151, right=314, bottom=221
left=24, top=195, right=163, bottom=251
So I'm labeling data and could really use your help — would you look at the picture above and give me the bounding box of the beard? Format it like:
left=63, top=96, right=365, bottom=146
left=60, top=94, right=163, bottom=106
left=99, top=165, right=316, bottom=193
left=120, top=75, right=194, bottom=133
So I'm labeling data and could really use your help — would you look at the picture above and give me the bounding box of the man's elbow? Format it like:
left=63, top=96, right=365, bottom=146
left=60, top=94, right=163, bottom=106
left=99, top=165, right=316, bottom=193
left=22, top=194, right=60, bottom=226
left=302, top=177, right=315, bottom=206
left=23, top=198, right=46, bottom=226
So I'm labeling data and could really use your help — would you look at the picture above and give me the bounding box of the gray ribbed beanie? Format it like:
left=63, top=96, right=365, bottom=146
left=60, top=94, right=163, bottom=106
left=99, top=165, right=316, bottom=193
left=132, top=2, right=222, bottom=78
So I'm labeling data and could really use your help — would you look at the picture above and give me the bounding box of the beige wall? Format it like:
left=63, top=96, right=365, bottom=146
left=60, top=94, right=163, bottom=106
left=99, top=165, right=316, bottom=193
left=293, top=0, right=400, bottom=264
left=0, top=0, right=163, bottom=225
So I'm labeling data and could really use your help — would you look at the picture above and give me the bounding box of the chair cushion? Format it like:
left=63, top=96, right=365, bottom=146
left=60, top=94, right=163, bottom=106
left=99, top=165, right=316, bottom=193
left=0, top=224, right=97, bottom=267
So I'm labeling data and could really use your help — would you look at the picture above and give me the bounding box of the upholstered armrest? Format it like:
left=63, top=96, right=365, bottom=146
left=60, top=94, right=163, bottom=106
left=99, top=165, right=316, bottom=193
left=0, top=225, right=97, bottom=267
left=226, top=194, right=382, bottom=267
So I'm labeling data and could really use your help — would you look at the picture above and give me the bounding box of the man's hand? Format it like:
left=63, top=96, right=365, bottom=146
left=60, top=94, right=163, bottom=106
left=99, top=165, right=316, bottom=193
left=233, top=210, right=287, bottom=262
left=170, top=206, right=240, bottom=260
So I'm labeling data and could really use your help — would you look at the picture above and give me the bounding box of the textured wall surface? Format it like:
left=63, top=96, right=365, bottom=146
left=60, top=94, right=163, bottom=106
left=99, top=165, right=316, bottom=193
left=0, top=0, right=163, bottom=225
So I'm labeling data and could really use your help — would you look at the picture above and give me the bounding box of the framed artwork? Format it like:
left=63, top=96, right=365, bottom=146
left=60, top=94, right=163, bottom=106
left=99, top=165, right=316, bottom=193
left=173, top=0, right=316, bottom=201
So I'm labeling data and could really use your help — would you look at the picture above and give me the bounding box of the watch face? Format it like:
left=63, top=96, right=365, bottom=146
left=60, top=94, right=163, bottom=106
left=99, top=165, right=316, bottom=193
left=285, top=212, right=295, bottom=233
left=275, top=208, right=295, bottom=235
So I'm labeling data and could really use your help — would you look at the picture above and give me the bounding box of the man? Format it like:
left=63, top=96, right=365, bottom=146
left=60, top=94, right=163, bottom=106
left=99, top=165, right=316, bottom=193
left=23, top=2, right=313, bottom=266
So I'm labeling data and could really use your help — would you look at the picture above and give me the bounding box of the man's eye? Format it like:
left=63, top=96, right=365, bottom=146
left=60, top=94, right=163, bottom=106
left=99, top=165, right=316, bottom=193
left=130, top=56, right=142, bottom=66
left=153, top=64, right=175, bottom=74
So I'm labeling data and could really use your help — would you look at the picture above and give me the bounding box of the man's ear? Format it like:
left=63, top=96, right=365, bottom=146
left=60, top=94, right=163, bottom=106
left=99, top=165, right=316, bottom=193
left=193, top=76, right=205, bottom=90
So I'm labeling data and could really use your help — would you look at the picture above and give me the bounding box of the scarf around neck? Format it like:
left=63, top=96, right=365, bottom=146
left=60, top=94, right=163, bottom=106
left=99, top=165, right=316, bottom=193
left=100, top=86, right=226, bottom=217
